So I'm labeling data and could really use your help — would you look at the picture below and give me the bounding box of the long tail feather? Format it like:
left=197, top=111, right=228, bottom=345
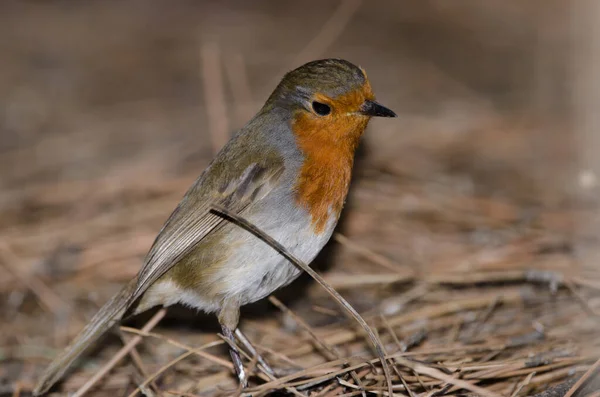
left=33, top=279, right=137, bottom=396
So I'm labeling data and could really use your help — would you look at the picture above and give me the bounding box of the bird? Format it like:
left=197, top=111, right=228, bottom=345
left=33, top=58, right=396, bottom=395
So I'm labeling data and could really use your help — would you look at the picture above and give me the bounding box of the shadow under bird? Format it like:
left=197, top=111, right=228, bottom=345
left=33, top=58, right=396, bottom=395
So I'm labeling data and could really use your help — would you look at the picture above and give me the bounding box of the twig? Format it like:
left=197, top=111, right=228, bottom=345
left=564, top=356, right=600, bottom=397
left=246, top=358, right=375, bottom=393
left=324, top=273, right=412, bottom=289
left=510, top=371, right=536, bottom=397
left=72, top=308, right=167, bottom=397
left=268, top=0, right=363, bottom=90
left=200, top=41, right=229, bottom=154
left=334, top=233, right=411, bottom=276
left=564, top=279, right=600, bottom=318
left=269, top=296, right=365, bottom=395
left=0, top=242, right=68, bottom=315
left=119, top=326, right=232, bottom=369
left=531, top=378, right=578, bottom=397
left=165, top=391, right=201, bottom=397
left=461, top=296, right=500, bottom=342
left=118, top=331, right=158, bottom=394
left=289, top=0, right=362, bottom=69
left=392, top=356, right=503, bottom=397
left=224, top=52, right=255, bottom=126
left=269, top=296, right=338, bottom=361
left=127, top=340, right=223, bottom=397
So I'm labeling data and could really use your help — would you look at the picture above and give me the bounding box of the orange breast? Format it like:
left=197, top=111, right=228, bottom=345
left=292, top=107, right=369, bottom=233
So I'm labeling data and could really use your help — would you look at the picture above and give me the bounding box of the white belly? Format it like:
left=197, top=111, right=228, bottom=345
left=213, top=199, right=336, bottom=306
left=147, top=200, right=337, bottom=314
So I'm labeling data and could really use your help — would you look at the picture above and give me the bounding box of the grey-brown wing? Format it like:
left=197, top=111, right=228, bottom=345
left=129, top=162, right=283, bottom=304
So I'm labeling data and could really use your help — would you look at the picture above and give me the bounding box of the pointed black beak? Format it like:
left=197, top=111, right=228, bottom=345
left=360, top=100, right=397, bottom=118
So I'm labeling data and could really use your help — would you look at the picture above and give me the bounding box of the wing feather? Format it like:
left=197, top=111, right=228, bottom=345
left=129, top=162, right=283, bottom=304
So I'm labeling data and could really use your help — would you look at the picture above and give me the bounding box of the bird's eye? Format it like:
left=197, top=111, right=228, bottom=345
left=312, top=101, right=331, bottom=116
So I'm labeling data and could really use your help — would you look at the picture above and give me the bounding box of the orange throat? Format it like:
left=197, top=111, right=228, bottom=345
left=292, top=112, right=368, bottom=234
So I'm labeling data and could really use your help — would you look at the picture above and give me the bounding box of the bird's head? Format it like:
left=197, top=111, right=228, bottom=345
left=265, top=59, right=396, bottom=148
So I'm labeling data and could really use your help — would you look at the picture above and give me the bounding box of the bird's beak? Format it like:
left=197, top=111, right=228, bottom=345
left=359, top=100, right=397, bottom=118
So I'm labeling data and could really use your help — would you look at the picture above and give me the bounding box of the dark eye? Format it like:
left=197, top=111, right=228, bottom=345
left=312, top=101, right=331, bottom=116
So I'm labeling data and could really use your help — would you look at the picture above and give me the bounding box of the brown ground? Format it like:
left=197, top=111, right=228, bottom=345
left=1, top=1, right=599, bottom=396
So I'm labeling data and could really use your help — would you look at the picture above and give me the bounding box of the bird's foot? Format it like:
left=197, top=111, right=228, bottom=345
left=222, top=324, right=281, bottom=388
left=234, top=328, right=277, bottom=378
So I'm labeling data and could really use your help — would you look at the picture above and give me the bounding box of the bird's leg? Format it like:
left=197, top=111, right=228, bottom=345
left=234, top=328, right=276, bottom=378
left=218, top=301, right=247, bottom=387
left=221, top=324, right=246, bottom=387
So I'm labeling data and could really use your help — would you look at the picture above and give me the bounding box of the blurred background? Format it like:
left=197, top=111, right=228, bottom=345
left=1, top=1, right=600, bottom=396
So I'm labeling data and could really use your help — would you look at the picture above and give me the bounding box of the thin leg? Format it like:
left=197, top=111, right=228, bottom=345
left=221, top=324, right=247, bottom=387
left=234, top=328, right=276, bottom=378
left=218, top=300, right=247, bottom=388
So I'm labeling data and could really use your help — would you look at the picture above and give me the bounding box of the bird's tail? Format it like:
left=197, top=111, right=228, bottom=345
left=33, top=279, right=137, bottom=396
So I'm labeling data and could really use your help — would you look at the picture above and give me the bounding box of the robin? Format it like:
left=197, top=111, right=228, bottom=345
left=33, top=58, right=396, bottom=395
